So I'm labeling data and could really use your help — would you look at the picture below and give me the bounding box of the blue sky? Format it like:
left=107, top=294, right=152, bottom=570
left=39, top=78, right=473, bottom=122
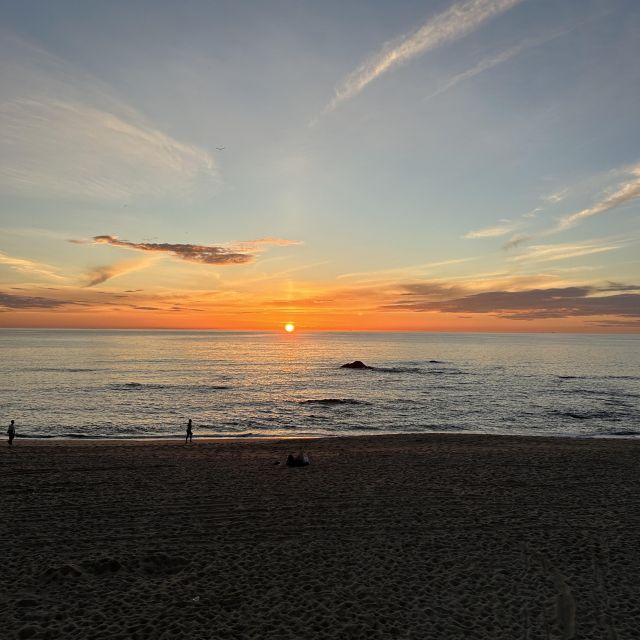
left=1, top=0, right=639, bottom=330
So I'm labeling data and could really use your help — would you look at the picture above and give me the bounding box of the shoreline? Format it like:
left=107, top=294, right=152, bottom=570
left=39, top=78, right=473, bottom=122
left=11, top=429, right=640, bottom=444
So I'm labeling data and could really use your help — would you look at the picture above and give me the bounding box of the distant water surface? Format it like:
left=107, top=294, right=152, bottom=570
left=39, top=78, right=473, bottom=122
left=1, top=330, right=638, bottom=439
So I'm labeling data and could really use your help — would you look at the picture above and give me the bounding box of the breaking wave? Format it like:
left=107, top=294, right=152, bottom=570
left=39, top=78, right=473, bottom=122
left=299, top=398, right=368, bottom=406
left=107, top=383, right=230, bottom=391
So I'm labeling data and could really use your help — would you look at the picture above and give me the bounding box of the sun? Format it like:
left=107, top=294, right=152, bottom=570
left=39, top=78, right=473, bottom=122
left=284, top=323, right=295, bottom=333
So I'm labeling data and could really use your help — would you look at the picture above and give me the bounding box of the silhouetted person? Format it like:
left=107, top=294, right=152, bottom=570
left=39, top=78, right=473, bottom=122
left=8, top=420, right=15, bottom=446
left=185, top=419, right=193, bottom=444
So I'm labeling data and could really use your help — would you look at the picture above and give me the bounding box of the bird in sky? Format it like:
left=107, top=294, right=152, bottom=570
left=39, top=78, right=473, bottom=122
left=216, top=146, right=226, bottom=151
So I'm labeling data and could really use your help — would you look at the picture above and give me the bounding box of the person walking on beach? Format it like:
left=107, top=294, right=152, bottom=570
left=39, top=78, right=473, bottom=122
left=185, top=419, right=193, bottom=444
left=8, top=420, right=16, bottom=446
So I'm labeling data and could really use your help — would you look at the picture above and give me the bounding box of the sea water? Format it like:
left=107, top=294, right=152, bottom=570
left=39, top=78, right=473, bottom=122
left=1, top=330, right=638, bottom=439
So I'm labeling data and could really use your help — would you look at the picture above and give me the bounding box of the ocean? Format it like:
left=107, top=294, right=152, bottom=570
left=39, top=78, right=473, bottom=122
left=1, top=330, right=638, bottom=439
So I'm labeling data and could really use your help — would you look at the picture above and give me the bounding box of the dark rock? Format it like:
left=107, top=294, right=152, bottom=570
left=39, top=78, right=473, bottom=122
left=340, top=360, right=370, bottom=369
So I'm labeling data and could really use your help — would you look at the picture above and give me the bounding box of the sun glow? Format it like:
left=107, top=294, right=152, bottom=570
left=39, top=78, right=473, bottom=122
left=284, top=323, right=295, bottom=333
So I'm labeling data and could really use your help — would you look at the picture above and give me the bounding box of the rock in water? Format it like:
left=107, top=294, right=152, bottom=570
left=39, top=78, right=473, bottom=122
left=340, top=360, right=370, bottom=369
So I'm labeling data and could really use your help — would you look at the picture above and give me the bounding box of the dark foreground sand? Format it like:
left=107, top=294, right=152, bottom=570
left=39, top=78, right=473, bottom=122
left=1, top=434, right=639, bottom=639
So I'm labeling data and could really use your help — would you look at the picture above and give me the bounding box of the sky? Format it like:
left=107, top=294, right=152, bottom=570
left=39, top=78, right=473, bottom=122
left=1, top=0, right=639, bottom=332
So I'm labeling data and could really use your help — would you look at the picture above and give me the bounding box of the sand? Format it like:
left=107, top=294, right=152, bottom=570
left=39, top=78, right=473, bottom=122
left=1, top=434, right=639, bottom=639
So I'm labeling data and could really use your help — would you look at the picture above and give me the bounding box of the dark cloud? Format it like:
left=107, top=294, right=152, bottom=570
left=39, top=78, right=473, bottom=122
left=86, top=265, right=123, bottom=287
left=87, top=235, right=254, bottom=265
left=387, top=283, right=640, bottom=320
left=603, top=282, right=640, bottom=292
left=585, top=319, right=640, bottom=328
left=0, top=292, right=78, bottom=309
left=503, top=234, right=533, bottom=250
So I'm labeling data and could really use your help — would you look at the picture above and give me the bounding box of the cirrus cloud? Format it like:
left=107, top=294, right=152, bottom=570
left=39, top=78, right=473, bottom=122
left=557, top=163, right=640, bottom=231
left=324, top=0, right=523, bottom=113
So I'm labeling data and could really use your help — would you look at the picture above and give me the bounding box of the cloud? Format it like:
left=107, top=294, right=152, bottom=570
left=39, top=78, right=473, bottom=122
left=324, top=0, right=523, bottom=113
left=463, top=222, right=512, bottom=239
left=387, top=282, right=640, bottom=320
left=86, top=235, right=254, bottom=266
left=0, top=251, right=64, bottom=281
left=558, top=163, right=640, bottom=231
left=502, top=234, right=533, bottom=250
left=85, top=259, right=150, bottom=287
left=602, top=281, right=640, bottom=292
left=543, top=188, right=569, bottom=204
left=337, top=258, right=473, bottom=281
left=585, top=318, right=640, bottom=328
left=0, top=291, right=78, bottom=309
left=425, top=31, right=563, bottom=102
left=509, top=240, right=622, bottom=263
left=0, top=35, right=217, bottom=201
left=233, top=237, right=304, bottom=252
left=77, top=234, right=300, bottom=268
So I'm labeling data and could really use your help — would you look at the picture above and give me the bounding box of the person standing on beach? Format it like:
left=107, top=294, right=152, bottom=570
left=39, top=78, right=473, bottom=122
left=185, top=419, right=193, bottom=444
left=8, top=420, right=16, bottom=446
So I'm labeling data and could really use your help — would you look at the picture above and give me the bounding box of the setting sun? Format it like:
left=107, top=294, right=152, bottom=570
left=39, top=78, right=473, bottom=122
left=284, top=323, right=295, bottom=333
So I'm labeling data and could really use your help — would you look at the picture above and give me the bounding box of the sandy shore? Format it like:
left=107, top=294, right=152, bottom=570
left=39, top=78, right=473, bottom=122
left=1, top=434, right=639, bottom=639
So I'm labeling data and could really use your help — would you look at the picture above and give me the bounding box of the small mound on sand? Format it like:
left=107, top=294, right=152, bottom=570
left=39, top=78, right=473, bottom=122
left=286, top=452, right=310, bottom=467
left=40, top=564, right=83, bottom=583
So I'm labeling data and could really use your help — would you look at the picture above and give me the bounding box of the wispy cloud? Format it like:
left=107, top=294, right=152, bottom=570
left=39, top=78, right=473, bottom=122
left=463, top=221, right=513, bottom=239
left=557, top=163, right=640, bottom=231
left=0, top=251, right=64, bottom=281
left=85, top=258, right=151, bottom=287
left=425, top=30, right=562, bottom=102
left=502, top=234, right=533, bottom=250
left=509, top=240, right=623, bottom=263
left=324, top=0, right=523, bottom=113
left=233, top=237, right=304, bottom=252
left=0, top=35, right=218, bottom=201
left=337, top=258, right=474, bottom=282
left=543, top=188, right=569, bottom=204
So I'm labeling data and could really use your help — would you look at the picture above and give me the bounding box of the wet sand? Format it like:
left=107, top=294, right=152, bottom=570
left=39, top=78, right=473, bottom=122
left=1, top=434, right=639, bottom=639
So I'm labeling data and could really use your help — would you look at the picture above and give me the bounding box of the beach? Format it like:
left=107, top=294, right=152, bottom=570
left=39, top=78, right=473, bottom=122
left=1, top=434, right=639, bottom=639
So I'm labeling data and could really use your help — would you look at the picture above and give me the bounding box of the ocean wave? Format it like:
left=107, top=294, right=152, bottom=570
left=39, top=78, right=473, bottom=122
left=107, top=382, right=231, bottom=391
left=17, top=432, right=94, bottom=439
left=550, top=409, right=623, bottom=421
left=608, top=429, right=640, bottom=436
left=20, top=367, right=103, bottom=373
left=299, top=398, right=368, bottom=406
left=557, top=388, right=640, bottom=401
left=558, top=375, right=639, bottom=381
left=370, top=365, right=466, bottom=375
left=372, top=366, right=423, bottom=373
